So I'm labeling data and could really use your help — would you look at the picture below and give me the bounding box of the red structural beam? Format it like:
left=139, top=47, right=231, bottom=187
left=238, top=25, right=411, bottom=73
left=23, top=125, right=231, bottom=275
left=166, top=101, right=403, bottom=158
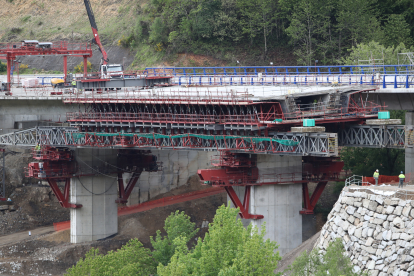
left=116, top=171, right=143, bottom=204
left=47, top=178, right=82, bottom=209
left=225, top=186, right=263, bottom=219
left=53, top=187, right=225, bottom=231
left=0, top=41, right=93, bottom=87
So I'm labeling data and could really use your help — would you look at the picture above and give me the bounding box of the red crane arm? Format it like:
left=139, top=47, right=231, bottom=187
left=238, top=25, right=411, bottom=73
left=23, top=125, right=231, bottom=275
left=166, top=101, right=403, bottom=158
left=83, top=0, right=108, bottom=65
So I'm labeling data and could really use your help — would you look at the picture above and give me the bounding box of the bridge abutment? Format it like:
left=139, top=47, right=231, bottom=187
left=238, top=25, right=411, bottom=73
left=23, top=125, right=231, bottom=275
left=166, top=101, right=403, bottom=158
left=70, top=148, right=118, bottom=243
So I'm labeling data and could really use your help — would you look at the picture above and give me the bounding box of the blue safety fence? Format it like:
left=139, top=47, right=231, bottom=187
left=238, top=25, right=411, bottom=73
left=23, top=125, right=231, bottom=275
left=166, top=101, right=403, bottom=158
left=170, top=74, right=414, bottom=88
left=145, top=65, right=414, bottom=76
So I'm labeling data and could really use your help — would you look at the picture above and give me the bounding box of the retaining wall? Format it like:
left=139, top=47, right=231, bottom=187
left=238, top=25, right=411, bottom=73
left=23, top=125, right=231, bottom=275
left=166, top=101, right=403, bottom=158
left=316, top=187, right=414, bottom=276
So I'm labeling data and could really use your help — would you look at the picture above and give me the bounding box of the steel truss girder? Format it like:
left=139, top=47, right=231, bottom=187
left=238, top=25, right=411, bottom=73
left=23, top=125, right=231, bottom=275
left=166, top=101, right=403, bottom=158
left=0, top=127, right=78, bottom=146
left=339, top=125, right=405, bottom=148
left=0, top=127, right=338, bottom=156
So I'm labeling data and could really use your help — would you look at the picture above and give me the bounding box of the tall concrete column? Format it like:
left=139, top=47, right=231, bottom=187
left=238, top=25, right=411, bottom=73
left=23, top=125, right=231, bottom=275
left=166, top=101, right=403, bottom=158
left=70, top=148, right=118, bottom=243
left=405, top=111, right=414, bottom=176
left=228, top=155, right=303, bottom=256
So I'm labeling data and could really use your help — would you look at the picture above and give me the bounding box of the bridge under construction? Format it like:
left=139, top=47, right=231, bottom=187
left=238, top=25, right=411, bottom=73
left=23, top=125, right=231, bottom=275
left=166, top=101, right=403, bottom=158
left=0, top=63, right=412, bottom=255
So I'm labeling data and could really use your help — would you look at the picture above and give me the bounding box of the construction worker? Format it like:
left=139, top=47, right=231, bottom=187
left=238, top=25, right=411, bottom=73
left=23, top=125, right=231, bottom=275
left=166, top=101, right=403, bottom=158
left=71, top=80, right=76, bottom=87
left=373, top=169, right=379, bottom=186
left=35, top=143, right=41, bottom=158
left=399, top=171, right=405, bottom=188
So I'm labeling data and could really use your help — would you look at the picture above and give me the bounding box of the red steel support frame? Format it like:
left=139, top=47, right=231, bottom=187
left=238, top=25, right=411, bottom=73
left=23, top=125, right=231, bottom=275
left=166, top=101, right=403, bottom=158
left=63, top=56, right=68, bottom=81
left=116, top=170, right=143, bottom=203
left=47, top=178, right=82, bottom=209
left=225, top=186, right=264, bottom=219
left=0, top=41, right=92, bottom=89
left=300, top=179, right=328, bottom=214
left=84, top=56, right=88, bottom=78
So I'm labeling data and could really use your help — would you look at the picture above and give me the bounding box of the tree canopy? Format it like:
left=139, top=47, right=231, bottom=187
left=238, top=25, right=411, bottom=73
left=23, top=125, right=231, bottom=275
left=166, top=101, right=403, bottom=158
left=157, top=204, right=281, bottom=275
left=120, top=0, right=414, bottom=64
left=66, top=205, right=282, bottom=275
left=289, top=238, right=368, bottom=276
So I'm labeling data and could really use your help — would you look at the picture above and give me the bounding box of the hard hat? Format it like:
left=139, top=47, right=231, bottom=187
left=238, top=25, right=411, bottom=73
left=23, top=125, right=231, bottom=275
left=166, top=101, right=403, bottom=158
left=401, top=171, right=404, bottom=174
left=376, top=169, right=379, bottom=172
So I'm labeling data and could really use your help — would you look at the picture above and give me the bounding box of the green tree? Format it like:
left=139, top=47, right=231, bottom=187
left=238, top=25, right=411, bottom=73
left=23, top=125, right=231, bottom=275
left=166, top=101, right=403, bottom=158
left=238, top=0, right=277, bottom=57
left=157, top=204, right=281, bottom=275
left=65, top=239, right=157, bottom=275
left=0, top=62, right=6, bottom=73
left=149, top=17, right=168, bottom=46
left=151, top=210, right=198, bottom=266
left=289, top=238, right=367, bottom=275
left=383, top=14, right=413, bottom=47
left=281, top=0, right=333, bottom=65
left=341, top=41, right=413, bottom=66
left=336, top=0, right=383, bottom=50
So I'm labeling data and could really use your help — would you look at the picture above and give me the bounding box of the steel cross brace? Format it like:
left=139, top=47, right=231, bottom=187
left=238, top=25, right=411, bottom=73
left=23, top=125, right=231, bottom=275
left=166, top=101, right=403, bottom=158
left=225, top=186, right=264, bottom=219
left=116, top=170, right=143, bottom=203
left=47, top=178, right=82, bottom=209
left=300, top=180, right=327, bottom=214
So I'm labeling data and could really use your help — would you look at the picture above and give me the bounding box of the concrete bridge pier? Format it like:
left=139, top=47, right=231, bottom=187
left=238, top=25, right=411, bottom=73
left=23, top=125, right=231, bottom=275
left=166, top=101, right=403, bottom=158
left=406, top=111, right=414, bottom=177
left=70, top=148, right=118, bottom=243
left=229, top=155, right=303, bottom=256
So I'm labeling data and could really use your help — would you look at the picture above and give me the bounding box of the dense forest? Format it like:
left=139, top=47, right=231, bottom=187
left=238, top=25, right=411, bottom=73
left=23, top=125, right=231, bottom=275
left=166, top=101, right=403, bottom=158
left=120, top=0, right=414, bottom=65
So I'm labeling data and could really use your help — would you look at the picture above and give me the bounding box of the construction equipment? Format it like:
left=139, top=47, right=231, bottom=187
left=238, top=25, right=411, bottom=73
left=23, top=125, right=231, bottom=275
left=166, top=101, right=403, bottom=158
left=83, top=0, right=124, bottom=79
left=50, top=78, right=64, bottom=88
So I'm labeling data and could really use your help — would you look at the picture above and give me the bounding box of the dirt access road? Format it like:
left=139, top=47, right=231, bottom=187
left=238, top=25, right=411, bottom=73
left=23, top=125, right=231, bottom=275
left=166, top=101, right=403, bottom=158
left=0, top=226, right=54, bottom=247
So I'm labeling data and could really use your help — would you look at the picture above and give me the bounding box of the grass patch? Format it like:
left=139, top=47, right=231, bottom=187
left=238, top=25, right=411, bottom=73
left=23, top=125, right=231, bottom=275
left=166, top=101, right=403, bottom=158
left=132, top=44, right=165, bottom=68
left=21, top=15, right=31, bottom=23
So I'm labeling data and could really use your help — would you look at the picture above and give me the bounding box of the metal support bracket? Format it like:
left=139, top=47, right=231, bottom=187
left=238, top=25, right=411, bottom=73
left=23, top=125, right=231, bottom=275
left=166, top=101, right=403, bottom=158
left=47, top=178, right=82, bottom=209
left=225, top=186, right=263, bottom=219
left=116, top=170, right=143, bottom=203
left=300, top=180, right=327, bottom=214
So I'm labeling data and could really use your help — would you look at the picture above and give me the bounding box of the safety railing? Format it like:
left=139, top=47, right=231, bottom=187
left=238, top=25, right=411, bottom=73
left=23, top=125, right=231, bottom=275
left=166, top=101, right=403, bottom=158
left=66, top=111, right=276, bottom=125
left=205, top=172, right=304, bottom=186
left=145, top=65, right=414, bottom=76
left=63, top=88, right=252, bottom=104
left=31, top=147, right=72, bottom=161
left=345, top=175, right=368, bottom=186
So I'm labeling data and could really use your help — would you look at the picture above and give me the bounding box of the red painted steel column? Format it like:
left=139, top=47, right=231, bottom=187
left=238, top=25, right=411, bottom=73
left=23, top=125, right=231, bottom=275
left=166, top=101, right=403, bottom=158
left=6, top=56, right=12, bottom=90
left=83, top=56, right=88, bottom=78
left=63, top=56, right=68, bottom=81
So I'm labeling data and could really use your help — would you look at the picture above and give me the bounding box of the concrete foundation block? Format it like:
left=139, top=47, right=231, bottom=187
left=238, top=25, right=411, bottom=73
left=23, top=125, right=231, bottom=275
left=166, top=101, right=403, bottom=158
left=291, top=126, right=326, bottom=132
left=366, top=119, right=402, bottom=125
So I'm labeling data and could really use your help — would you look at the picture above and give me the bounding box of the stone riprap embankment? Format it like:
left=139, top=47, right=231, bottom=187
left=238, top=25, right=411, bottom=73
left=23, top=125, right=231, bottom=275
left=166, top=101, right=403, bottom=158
left=316, top=188, right=414, bottom=276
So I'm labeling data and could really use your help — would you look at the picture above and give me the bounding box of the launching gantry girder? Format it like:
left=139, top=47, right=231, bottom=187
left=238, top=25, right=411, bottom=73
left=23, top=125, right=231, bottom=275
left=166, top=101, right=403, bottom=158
left=0, top=126, right=338, bottom=157
left=339, top=125, right=407, bottom=148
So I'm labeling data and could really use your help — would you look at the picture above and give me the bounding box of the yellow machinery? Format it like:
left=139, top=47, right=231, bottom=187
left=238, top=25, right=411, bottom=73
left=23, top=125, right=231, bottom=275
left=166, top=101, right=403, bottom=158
left=51, top=78, right=64, bottom=88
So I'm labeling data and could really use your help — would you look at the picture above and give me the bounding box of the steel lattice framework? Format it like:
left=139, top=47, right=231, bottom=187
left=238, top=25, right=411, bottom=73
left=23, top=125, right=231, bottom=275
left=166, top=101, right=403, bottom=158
left=0, top=127, right=338, bottom=157
left=339, top=125, right=406, bottom=148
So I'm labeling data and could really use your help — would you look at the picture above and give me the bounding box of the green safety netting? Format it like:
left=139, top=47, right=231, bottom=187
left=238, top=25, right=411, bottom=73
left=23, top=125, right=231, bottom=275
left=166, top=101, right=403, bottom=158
left=68, top=132, right=299, bottom=146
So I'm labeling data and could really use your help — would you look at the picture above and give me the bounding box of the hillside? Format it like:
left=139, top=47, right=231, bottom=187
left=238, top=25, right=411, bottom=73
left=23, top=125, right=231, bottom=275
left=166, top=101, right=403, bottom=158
left=0, top=0, right=138, bottom=43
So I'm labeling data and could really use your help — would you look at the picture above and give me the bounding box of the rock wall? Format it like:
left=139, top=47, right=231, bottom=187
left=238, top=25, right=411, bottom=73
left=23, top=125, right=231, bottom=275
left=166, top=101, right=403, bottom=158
left=316, top=188, right=414, bottom=276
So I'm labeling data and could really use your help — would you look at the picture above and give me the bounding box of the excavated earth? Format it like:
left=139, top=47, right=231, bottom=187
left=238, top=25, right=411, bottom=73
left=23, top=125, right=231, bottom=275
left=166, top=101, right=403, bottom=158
left=0, top=146, right=227, bottom=275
